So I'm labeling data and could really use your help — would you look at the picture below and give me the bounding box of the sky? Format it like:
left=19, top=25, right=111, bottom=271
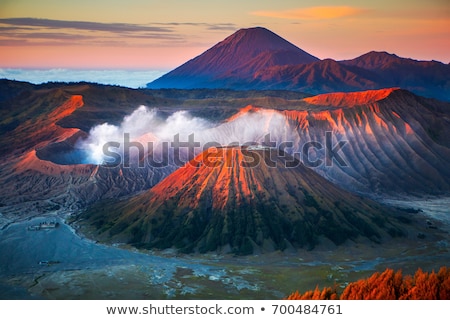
left=0, top=0, right=449, bottom=87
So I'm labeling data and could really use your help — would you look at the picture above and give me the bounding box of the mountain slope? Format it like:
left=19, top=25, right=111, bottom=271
left=250, top=59, right=380, bottom=93
left=147, top=27, right=319, bottom=89
left=82, top=147, right=407, bottom=255
left=147, top=28, right=450, bottom=101
left=283, top=88, right=450, bottom=194
left=249, top=53, right=449, bottom=99
left=340, top=51, right=450, bottom=100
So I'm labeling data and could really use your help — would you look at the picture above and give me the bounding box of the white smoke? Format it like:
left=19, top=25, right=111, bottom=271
left=205, top=109, right=298, bottom=147
left=79, top=106, right=212, bottom=164
left=79, top=105, right=299, bottom=165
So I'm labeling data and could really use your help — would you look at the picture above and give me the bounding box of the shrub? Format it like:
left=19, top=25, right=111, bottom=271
left=286, top=267, right=450, bottom=300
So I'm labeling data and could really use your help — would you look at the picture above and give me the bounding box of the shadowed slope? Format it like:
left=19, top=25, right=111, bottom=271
left=250, top=56, right=450, bottom=100
left=250, top=59, right=379, bottom=93
left=340, top=51, right=450, bottom=100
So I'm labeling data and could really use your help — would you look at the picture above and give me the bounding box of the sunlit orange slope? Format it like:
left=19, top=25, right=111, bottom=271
left=302, top=88, right=399, bottom=107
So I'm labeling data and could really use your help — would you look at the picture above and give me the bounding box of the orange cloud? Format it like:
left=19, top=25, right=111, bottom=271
left=251, top=6, right=365, bottom=20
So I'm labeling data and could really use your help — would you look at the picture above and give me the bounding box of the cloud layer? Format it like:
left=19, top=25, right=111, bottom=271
left=0, top=68, right=165, bottom=88
left=0, top=17, right=237, bottom=46
left=0, top=17, right=172, bottom=33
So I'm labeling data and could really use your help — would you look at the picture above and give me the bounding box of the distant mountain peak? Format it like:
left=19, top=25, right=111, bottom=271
left=217, top=26, right=306, bottom=53
left=147, top=27, right=319, bottom=89
left=342, top=51, right=404, bottom=68
left=364, top=51, right=399, bottom=58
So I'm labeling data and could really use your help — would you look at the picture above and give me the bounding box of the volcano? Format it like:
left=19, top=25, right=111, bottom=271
left=147, top=27, right=319, bottom=89
left=283, top=88, right=450, bottom=194
left=83, top=146, right=407, bottom=255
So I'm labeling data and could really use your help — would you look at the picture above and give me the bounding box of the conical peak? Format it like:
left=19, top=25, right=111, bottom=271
left=147, top=27, right=319, bottom=89
left=218, top=26, right=309, bottom=54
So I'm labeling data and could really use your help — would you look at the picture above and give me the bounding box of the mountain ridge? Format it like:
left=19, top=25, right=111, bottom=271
left=301, top=87, right=400, bottom=107
left=1, top=81, right=449, bottom=214
left=147, top=28, right=450, bottom=101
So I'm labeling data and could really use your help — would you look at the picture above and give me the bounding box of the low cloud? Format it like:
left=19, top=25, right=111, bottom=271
left=206, top=23, right=238, bottom=31
left=7, top=31, right=96, bottom=41
left=153, top=22, right=237, bottom=29
left=0, top=68, right=166, bottom=88
left=251, top=6, right=366, bottom=20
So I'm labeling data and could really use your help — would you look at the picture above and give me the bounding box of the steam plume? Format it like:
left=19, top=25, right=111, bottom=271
left=78, top=105, right=299, bottom=166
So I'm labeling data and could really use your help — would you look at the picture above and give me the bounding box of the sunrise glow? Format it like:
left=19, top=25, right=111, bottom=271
left=0, top=0, right=449, bottom=71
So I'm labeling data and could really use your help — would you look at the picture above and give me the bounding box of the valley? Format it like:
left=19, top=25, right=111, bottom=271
left=1, top=27, right=449, bottom=300
left=0, top=80, right=449, bottom=299
left=0, top=201, right=448, bottom=299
